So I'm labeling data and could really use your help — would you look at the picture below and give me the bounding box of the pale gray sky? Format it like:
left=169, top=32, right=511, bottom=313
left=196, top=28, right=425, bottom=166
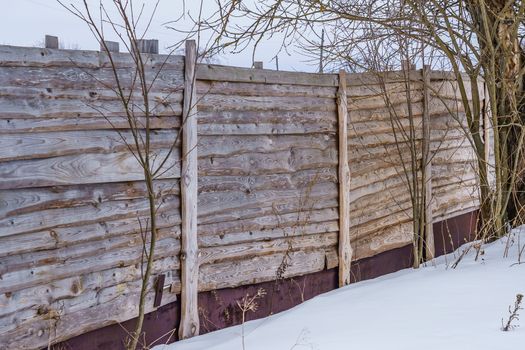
left=0, top=0, right=315, bottom=72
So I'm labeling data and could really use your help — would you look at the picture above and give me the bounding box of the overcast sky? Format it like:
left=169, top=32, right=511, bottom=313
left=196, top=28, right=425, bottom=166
left=0, top=0, right=316, bottom=72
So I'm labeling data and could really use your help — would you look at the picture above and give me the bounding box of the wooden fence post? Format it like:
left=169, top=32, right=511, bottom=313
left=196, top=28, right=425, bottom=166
left=337, top=70, right=352, bottom=286
left=179, top=39, right=200, bottom=339
left=100, top=40, right=119, bottom=53
left=45, top=35, right=58, bottom=49
left=422, top=65, right=435, bottom=260
left=136, top=39, right=159, bottom=54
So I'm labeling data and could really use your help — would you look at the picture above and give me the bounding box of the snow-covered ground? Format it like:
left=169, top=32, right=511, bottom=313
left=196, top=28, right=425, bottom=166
left=156, top=227, right=525, bottom=350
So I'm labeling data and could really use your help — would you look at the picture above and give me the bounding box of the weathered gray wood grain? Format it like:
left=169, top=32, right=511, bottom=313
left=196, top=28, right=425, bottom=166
left=196, top=63, right=339, bottom=87
left=0, top=236, right=180, bottom=294
left=337, top=70, right=352, bottom=286
left=0, top=94, right=183, bottom=119
left=0, top=130, right=180, bottom=161
left=198, top=248, right=332, bottom=291
left=197, top=80, right=337, bottom=98
left=179, top=39, right=200, bottom=339
left=0, top=116, right=180, bottom=134
left=0, top=149, right=180, bottom=190
left=0, top=255, right=179, bottom=320
left=200, top=232, right=337, bottom=265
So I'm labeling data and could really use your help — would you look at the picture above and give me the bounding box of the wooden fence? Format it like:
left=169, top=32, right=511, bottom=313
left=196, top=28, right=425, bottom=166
left=0, top=41, right=482, bottom=349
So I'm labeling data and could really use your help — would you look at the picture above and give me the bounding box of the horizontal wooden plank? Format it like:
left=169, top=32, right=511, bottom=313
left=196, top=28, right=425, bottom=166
left=200, top=194, right=337, bottom=227
left=351, top=181, right=413, bottom=213
left=351, top=162, right=419, bottom=188
left=0, top=184, right=181, bottom=238
left=351, top=191, right=410, bottom=221
left=429, top=78, right=479, bottom=100
left=428, top=70, right=472, bottom=82
left=0, top=235, right=180, bottom=294
left=351, top=207, right=413, bottom=242
left=197, top=80, right=337, bottom=98
left=197, top=122, right=335, bottom=136
left=199, top=208, right=339, bottom=247
left=0, top=207, right=181, bottom=261
left=0, top=148, right=180, bottom=190
left=352, top=143, right=418, bottom=166
left=198, top=110, right=336, bottom=135
left=198, top=94, right=336, bottom=112
left=0, top=66, right=184, bottom=92
left=0, top=217, right=180, bottom=260
left=198, top=181, right=338, bottom=221
left=432, top=172, right=478, bottom=189
left=348, top=101, right=425, bottom=124
left=0, top=224, right=178, bottom=279
left=200, top=232, right=337, bottom=265
left=325, top=221, right=414, bottom=265
left=0, top=178, right=179, bottom=219
left=433, top=201, right=480, bottom=222
left=350, top=115, right=423, bottom=136
left=349, top=91, right=423, bottom=111
left=199, top=134, right=335, bottom=158
left=0, top=116, right=181, bottom=133
left=351, top=221, right=413, bottom=261
left=0, top=256, right=179, bottom=322
left=199, top=148, right=337, bottom=177
left=428, top=99, right=466, bottom=116
left=346, top=70, right=423, bottom=87
left=198, top=110, right=336, bottom=126
left=0, top=45, right=184, bottom=69
left=349, top=131, right=424, bottom=149
left=345, top=80, right=420, bottom=97
left=0, top=272, right=179, bottom=350
left=433, top=203, right=480, bottom=223
left=432, top=146, right=477, bottom=164
left=196, top=63, right=339, bottom=87
left=199, top=247, right=333, bottom=291
left=198, top=205, right=338, bottom=237
left=198, top=168, right=337, bottom=194
left=0, top=129, right=180, bottom=162
left=200, top=220, right=339, bottom=248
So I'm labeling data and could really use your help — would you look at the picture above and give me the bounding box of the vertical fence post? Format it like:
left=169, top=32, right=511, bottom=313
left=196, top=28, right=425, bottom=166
left=45, top=35, right=58, bottom=49
left=179, top=39, right=200, bottom=339
left=337, top=70, right=352, bottom=286
left=422, top=65, right=435, bottom=260
left=100, top=40, right=119, bottom=53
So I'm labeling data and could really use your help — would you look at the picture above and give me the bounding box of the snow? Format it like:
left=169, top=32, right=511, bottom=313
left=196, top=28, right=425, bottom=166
left=156, top=227, right=525, bottom=350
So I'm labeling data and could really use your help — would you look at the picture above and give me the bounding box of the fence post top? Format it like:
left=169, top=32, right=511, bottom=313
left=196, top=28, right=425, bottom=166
left=45, top=35, right=59, bottom=49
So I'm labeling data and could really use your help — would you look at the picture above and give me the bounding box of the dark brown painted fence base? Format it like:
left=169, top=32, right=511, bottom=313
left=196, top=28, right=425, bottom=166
left=52, top=210, right=477, bottom=350
left=433, top=210, right=479, bottom=257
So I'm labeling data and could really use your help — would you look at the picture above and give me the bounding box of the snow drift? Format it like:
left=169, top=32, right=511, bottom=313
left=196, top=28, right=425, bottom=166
left=156, top=227, right=525, bottom=350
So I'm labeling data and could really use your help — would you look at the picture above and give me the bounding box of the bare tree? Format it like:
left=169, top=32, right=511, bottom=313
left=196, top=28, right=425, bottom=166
left=58, top=1, right=190, bottom=349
